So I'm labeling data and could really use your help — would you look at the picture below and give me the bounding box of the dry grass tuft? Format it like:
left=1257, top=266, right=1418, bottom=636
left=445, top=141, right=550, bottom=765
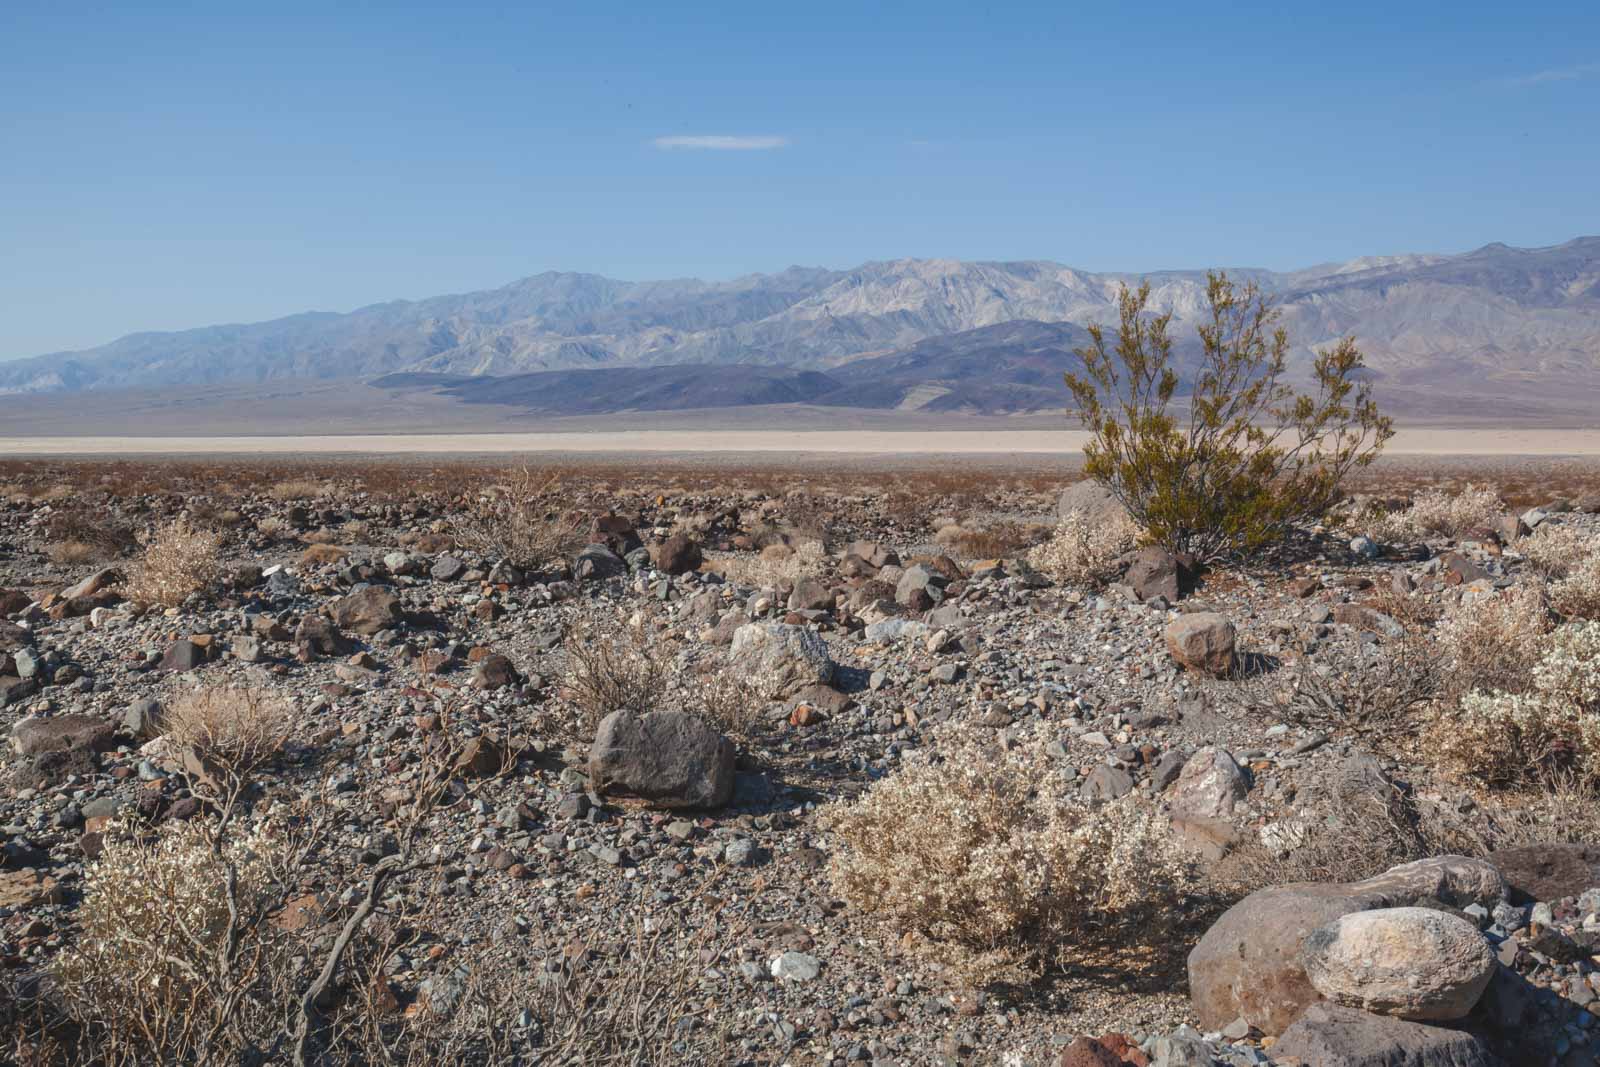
left=122, top=520, right=222, bottom=607
left=711, top=539, right=827, bottom=590
left=267, top=478, right=328, bottom=501
left=47, top=541, right=102, bottom=566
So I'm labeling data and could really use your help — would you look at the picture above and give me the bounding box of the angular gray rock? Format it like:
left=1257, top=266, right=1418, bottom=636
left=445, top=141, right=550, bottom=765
left=1171, top=746, right=1248, bottom=819
left=894, top=564, right=946, bottom=611
left=574, top=544, right=627, bottom=581
left=1272, top=1003, right=1497, bottom=1067
left=730, top=622, right=835, bottom=698
left=1164, top=613, right=1236, bottom=676
left=588, top=710, right=735, bottom=809
left=1188, top=856, right=1507, bottom=1035
left=1125, top=545, right=1180, bottom=602
left=1302, top=907, right=1495, bottom=1021
left=10, top=714, right=115, bottom=758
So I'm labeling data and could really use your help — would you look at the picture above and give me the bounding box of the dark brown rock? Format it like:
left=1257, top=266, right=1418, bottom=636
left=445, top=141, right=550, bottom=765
left=1486, top=842, right=1600, bottom=904
left=590, top=710, right=735, bottom=809
left=653, top=532, right=703, bottom=575
left=471, top=653, right=520, bottom=690
left=1272, top=1003, right=1496, bottom=1067
left=1125, top=546, right=1180, bottom=602
left=1164, top=613, right=1236, bottom=676
left=1056, top=1036, right=1124, bottom=1067
left=332, top=586, right=403, bottom=635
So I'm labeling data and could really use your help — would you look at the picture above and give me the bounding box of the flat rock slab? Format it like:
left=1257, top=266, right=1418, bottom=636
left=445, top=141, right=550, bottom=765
left=1272, top=1003, right=1497, bottom=1067
left=589, top=710, right=735, bottom=809
left=1486, top=842, right=1600, bottom=904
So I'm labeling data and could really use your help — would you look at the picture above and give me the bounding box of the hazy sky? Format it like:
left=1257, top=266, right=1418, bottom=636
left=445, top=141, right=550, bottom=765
left=3, top=1, right=1597, bottom=358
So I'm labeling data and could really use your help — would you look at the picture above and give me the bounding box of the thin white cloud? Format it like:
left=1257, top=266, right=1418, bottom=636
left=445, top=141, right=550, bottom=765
left=651, top=135, right=788, bottom=151
left=1498, top=62, right=1600, bottom=88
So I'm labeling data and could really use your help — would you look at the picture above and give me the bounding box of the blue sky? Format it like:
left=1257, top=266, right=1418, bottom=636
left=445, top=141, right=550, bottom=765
left=2, top=1, right=1597, bottom=358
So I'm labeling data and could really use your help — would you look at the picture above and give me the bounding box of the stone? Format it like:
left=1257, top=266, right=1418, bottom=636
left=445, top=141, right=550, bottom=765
left=1057, top=479, right=1127, bottom=524
left=295, top=615, right=353, bottom=657
left=1125, top=546, right=1181, bottom=602
left=1081, top=763, right=1135, bottom=801
left=10, top=714, right=115, bottom=758
left=652, top=533, right=703, bottom=575
left=730, top=622, right=835, bottom=699
left=787, top=577, right=834, bottom=612
left=1272, top=1003, right=1496, bottom=1067
left=159, top=639, right=207, bottom=672
left=770, top=951, right=821, bottom=982
left=1164, top=613, right=1236, bottom=676
left=1302, top=907, right=1494, bottom=1021
left=1056, top=1036, right=1123, bottom=1067
left=333, top=586, right=403, bottom=635
left=430, top=555, right=466, bottom=581
left=61, top=567, right=118, bottom=600
left=1171, top=746, right=1248, bottom=819
left=1331, top=603, right=1406, bottom=638
left=1485, top=842, right=1600, bottom=905
left=589, top=710, right=736, bottom=809
left=574, top=544, right=627, bottom=581
left=231, top=635, right=265, bottom=663
left=471, top=653, right=520, bottom=690
left=1188, top=855, right=1507, bottom=1035
left=453, top=736, right=506, bottom=778
left=895, top=564, right=947, bottom=610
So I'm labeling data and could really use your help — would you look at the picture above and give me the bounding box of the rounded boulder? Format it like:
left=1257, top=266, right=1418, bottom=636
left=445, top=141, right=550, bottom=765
left=1302, top=906, right=1495, bottom=1021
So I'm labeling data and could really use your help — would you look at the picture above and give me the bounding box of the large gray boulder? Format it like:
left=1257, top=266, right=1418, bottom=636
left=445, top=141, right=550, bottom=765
left=1164, top=613, right=1236, bottom=676
left=1272, top=1003, right=1497, bottom=1067
left=1302, top=907, right=1495, bottom=1021
left=589, top=710, right=735, bottom=809
left=1188, top=856, right=1507, bottom=1035
left=730, top=622, right=835, bottom=698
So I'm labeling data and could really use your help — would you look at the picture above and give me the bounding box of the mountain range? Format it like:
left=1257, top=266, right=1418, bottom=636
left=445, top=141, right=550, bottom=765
left=4, top=238, right=1598, bottom=418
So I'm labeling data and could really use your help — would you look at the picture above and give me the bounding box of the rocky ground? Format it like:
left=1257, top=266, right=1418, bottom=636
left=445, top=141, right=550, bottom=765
left=4, top=460, right=1600, bottom=1066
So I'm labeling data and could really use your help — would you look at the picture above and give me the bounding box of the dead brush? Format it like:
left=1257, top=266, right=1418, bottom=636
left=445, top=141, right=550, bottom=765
left=1233, top=635, right=1441, bottom=742
left=162, top=685, right=295, bottom=795
left=562, top=617, right=669, bottom=733
left=43, top=507, right=137, bottom=559
left=121, top=520, right=223, bottom=607
left=692, top=667, right=764, bottom=740
left=934, top=521, right=1044, bottom=560
left=454, top=466, right=584, bottom=570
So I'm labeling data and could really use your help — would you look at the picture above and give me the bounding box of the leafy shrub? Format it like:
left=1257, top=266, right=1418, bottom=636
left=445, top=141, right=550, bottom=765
left=1026, top=510, right=1139, bottom=586
left=1064, top=273, right=1392, bottom=561
left=1363, top=484, right=1504, bottom=543
left=122, top=520, right=222, bottom=607
left=822, top=730, right=1196, bottom=982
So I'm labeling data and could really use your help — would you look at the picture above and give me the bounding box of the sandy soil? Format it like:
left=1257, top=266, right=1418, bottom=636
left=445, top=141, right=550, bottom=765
left=3, top=427, right=1600, bottom=457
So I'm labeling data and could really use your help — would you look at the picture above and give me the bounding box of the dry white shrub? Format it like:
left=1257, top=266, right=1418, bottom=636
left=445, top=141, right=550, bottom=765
left=1026, top=510, right=1139, bottom=587
left=162, top=685, right=295, bottom=784
left=712, top=539, right=827, bottom=590
left=1433, top=585, right=1552, bottom=702
left=1364, top=483, right=1503, bottom=542
left=53, top=818, right=294, bottom=1063
left=122, top=520, right=222, bottom=607
left=1518, top=523, right=1597, bottom=578
left=1427, top=620, right=1600, bottom=786
left=822, top=729, right=1196, bottom=982
left=1551, top=559, right=1600, bottom=621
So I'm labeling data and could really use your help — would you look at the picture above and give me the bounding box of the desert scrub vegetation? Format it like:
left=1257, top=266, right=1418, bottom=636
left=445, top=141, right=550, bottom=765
left=932, top=520, right=1044, bottom=560
left=1425, top=620, right=1600, bottom=787
left=162, top=685, right=296, bottom=797
left=1026, top=509, right=1139, bottom=586
left=121, top=519, right=223, bottom=607
left=1065, top=272, right=1392, bottom=561
left=453, top=466, right=582, bottom=570
left=1361, top=483, right=1503, bottom=543
left=1433, top=585, right=1554, bottom=704
left=710, top=538, right=827, bottom=590
left=562, top=616, right=669, bottom=732
left=822, top=729, right=1197, bottom=983
left=267, top=477, right=329, bottom=501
